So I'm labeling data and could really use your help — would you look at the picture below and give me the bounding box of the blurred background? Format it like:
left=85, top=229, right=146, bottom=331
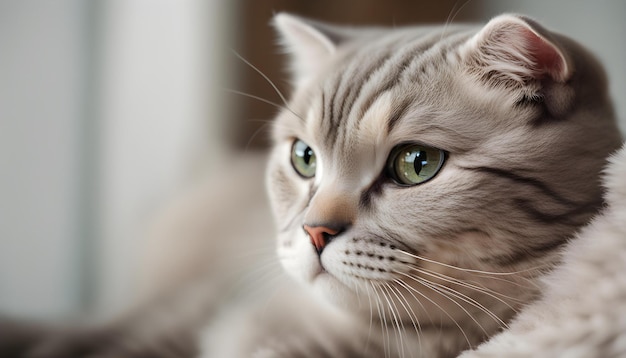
left=1, top=0, right=624, bottom=321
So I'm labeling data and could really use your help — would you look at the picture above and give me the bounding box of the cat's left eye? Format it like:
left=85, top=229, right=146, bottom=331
left=388, top=144, right=445, bottom=185
left=291, top=139, right=317, bottom=178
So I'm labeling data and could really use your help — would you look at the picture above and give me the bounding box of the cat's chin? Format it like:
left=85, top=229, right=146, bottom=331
left=309, top=272, right=363, bottom=312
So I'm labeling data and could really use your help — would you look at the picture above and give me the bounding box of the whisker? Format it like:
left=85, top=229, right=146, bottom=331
left=393, top=279, right=436, bottom=328
left=387, top=283, right=421, bottom=358
left=388, top=283, right=421, bottom=334
left=234, top=258, right=283, bottom=299
left=225, top=88, right=289, bottom=112
left=231, top=245, right=277, bottom=259
left=353, top=280, right=363, bottom=308
left=229, top=50, right=306, bottom=124
left=441, top=0, right=474, bottom=41
left=239, top=116, right=308, bottom=153
left=231, top=49, right=291, bottom=108
left=381, top=283, right=405, bottom=358
left=397, top=271, right=492, bottom=338
left=411, top=269, right=510, bottom=329
left=222, top=246, right=278, bottom=282
left=417, top=266, right=526, bottom=307
left=396, top=249, right=547, bottom=276
left=244, top=121, right=273, bottom=152
left=393, top=278, right=472, bottom=348
left=471, top=271, right=543, bottom=291
left=372, top=283, right=392, bottom=358
left=363, top=282, right=376, bottom=357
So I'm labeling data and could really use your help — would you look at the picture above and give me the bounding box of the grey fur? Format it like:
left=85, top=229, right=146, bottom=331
left=0, top=13, right=622, bottom=358
left=264, top=12, right=622, bottom=357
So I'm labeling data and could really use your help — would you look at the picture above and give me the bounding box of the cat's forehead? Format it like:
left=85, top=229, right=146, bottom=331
left=281, top=27, right=486, bottom=154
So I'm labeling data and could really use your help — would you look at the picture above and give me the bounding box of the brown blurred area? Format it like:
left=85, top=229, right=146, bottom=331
left=229, top=0, right=483, bottom=150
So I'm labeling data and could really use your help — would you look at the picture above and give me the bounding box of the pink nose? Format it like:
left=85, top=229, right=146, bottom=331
left=303, top=224, right=340, bottom=254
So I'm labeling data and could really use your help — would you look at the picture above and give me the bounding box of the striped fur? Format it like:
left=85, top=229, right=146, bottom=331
left=460, top=143, right=626, bottom=357
left=266, top=13, right=623, bottom=357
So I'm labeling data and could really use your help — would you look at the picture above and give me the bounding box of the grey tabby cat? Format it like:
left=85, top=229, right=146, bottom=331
left=1, top=12, right=623, bottom=358
left=251, top=12, right=622, bottom=357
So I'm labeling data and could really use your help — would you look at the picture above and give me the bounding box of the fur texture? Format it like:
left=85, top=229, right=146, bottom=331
left=460, top=144, right=626, bottom=358
left=0, top=13, right=624, bottom=358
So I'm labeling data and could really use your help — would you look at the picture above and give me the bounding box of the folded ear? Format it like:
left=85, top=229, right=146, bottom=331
left=273, top=13, right=346, bottom=85
left=461, top=14, right=571, bottom=87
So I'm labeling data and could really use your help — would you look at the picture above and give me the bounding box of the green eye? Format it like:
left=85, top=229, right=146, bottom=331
left=291, top=139, right=317, bottom=178
left=388, top=144, right=445, bottom=185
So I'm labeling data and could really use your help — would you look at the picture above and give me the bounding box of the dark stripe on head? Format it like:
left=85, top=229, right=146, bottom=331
left=513, top=198, right=604, bottom=226
left=339, top=52, right=393, bottom=125
left=515, top=94, right=555, bottom=127
left=514, top=94, right=543, bottom=108
left=330, top=69, right=348, bottom=130
left=387, top=96, right=414, bottom=133
left=353, top=47, right=424, bottom=122
left=331, top=65, right=392, bottom=154
left=325, top=71, right=344, bottom=146
left=353, top=33, right=467, bottom=133
left=486, top=235, right=570, bottom=266
left=461, top=166, right=577, bottom=206
left=515, top=85, right=574, bottom=128
left=323, top=48, right=396, bottom=150
left=350, top=31, right=455, bottom=129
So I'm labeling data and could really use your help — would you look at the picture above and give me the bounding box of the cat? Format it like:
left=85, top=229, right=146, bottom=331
left=0, top=12, right=624, bottom=358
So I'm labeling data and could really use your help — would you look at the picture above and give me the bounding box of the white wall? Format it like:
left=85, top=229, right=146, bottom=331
left=0, top=0, right=234, bottom=319
left=0, top=0, right=86, bottom=319
left=480, top=0, right=626, bottom=133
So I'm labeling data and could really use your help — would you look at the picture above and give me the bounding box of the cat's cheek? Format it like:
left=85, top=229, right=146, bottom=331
left=276, top=234, right=364, bottom=309
left=431, top=230, right=505, bottom=262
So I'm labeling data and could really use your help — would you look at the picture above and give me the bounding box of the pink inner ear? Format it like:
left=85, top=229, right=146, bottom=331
left=522, top=28, right=566, bottom=81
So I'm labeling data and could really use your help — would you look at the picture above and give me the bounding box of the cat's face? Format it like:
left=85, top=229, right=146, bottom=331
left=266, top=14, right=621, bottom=328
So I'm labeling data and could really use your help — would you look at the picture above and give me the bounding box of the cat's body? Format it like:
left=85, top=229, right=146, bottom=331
left=1, top=13, right=624, bottom=358
left=461, top=145, right=626, bottom=357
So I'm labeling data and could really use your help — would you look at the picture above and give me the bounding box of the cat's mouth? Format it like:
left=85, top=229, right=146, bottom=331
left=311, top=256, right=329, bottom=280
left=311, top=253, right=347, bottom=288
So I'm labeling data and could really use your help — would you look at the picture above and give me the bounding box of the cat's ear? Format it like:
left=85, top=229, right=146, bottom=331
left=273, top=13, right=345, bottom=85
left=461, top=14, right=571, bottom=86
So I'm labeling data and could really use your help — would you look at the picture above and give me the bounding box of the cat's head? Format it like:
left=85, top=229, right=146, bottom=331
left=266, top=13, right=622, bottom=328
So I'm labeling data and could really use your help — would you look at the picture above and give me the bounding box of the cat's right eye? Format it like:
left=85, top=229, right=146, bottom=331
left=291, top=139, right=317, bottom=178
left=387, top=143, right=445, bottom=186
